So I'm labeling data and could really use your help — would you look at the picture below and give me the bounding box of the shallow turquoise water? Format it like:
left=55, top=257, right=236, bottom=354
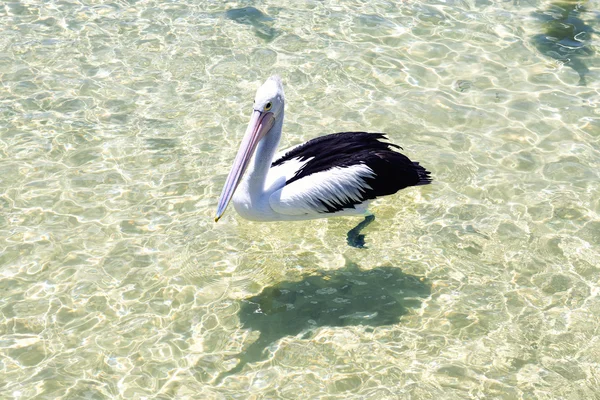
left=1, top=0, right=599, bottom=398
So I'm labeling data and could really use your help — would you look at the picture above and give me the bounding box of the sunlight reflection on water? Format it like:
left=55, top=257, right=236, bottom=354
left=0, top=0, right=599, bottom=398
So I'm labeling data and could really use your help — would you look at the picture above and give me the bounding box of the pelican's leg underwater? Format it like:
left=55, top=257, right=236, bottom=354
left=346, top=214, right=376, bottom=248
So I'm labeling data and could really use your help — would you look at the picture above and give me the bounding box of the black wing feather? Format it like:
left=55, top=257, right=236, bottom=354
left=272, top=132, right=432, bottom=213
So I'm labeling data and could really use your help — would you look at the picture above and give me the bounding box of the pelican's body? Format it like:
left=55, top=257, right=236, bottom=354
left=232, top=131, right=430, bottom=221
left=215, top=76, right=431, bottom=244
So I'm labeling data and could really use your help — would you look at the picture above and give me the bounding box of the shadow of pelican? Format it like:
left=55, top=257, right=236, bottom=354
left=215, top=259, right=431, bottom=383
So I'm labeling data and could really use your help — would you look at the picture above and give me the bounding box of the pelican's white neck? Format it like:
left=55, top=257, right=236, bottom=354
left=241, top=110, right=284, bottom=197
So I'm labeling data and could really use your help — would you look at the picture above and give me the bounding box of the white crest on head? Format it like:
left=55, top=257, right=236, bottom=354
left=255, top=75, right=285, bottom=112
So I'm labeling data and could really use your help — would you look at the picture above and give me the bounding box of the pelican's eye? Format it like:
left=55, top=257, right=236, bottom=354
left=265, top=102, right=272, bottom=111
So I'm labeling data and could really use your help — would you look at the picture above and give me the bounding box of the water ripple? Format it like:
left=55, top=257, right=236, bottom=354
left=1, top=0, right=599, bottom=398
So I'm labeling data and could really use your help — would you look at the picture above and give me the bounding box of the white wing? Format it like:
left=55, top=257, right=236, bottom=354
left=269, top=164, right=375, bottom=216
left=265, top=143, right=305, bottom=188
left=264, top=156, right=314, bottom=193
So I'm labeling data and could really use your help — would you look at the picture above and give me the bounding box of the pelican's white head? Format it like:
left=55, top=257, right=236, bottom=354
left=215, top=76, right=285, bottom=222
left=253, top=75, right=285, bottom=117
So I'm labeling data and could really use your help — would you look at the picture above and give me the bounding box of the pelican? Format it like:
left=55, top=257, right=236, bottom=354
left=215, top=76, right=431, bottom=248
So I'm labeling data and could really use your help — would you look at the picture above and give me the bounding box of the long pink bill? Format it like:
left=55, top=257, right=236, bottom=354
left=215, top=110, right=275, bottom=222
